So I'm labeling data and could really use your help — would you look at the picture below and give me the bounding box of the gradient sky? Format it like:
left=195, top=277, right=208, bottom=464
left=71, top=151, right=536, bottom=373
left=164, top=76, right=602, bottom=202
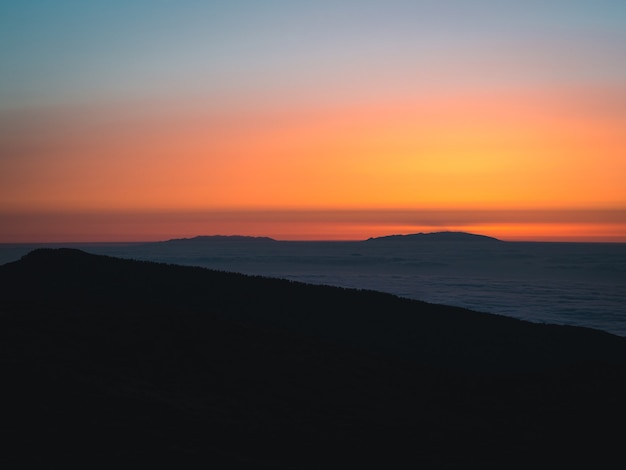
left=1, top=0, right=625, bottom=241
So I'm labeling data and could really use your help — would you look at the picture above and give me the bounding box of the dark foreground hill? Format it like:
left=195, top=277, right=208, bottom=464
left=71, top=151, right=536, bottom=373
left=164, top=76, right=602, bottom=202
left=1, top=249, right=626, bottom=468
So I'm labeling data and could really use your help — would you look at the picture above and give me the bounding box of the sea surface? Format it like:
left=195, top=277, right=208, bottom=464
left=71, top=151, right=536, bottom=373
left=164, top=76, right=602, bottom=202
left=2, top=238, right=625, bottom=336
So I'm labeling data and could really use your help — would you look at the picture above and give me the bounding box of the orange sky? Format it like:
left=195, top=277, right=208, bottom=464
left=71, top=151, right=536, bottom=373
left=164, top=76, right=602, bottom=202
left=1, top=87, right=625, bottom=242
left=3, top=89, right=626, bottom=211
left=1, top=2, right=625, bottom=243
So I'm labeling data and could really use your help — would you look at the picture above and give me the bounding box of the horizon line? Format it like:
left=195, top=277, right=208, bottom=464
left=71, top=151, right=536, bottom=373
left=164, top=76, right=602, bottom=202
left=2, top=208, right=625, bottom=244
left=2, top=231, right=626, bottom=245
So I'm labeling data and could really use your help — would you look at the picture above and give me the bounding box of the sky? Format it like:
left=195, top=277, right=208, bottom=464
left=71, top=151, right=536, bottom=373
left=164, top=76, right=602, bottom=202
left=1, top=0, right=625, bottom=242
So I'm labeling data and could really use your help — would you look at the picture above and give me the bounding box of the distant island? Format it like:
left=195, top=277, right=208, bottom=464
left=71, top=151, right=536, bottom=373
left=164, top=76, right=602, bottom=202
left=157, top=231, right=500, bottom=244
left=365, top=231, right=502, bottom=242
left=159, top=235, right=277, bottom=243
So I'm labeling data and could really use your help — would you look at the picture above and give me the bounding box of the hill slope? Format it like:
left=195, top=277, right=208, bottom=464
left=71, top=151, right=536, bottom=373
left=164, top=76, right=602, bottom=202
left=1, top=249, right=625, bottom=468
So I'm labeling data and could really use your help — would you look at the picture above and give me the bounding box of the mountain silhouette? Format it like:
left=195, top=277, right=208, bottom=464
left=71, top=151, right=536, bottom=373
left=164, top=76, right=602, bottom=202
left=160, top=234, right=277, bottom=243
left=1, top=248, right=625, bottom=468
left=366, top=231, right=502, bottom=242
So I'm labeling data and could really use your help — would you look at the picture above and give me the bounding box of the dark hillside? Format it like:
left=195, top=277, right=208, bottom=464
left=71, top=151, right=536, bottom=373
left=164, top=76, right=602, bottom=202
left=1, top=249, right=626, bottom=468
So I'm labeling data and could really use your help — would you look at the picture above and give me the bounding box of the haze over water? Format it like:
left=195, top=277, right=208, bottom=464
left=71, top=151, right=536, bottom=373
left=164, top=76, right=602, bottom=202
left=3, top=236, right=625, bottom=336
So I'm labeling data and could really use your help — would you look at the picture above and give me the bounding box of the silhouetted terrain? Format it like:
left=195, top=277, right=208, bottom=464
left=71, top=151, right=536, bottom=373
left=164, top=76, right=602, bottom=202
left=366, top=231, right=502, bottom=242
left=3, top=234, right=625, bottom=335
left=1, top=249, right=626, bottom=468
left=160, top=235, right=277, bottom=244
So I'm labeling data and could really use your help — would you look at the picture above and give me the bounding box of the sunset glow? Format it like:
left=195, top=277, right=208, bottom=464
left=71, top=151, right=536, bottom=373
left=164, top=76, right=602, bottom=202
left=1, top=1, right=625, bottom=242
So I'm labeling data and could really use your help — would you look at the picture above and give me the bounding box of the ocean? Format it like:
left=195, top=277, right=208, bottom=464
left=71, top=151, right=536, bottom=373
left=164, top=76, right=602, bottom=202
left=2, top=238, right=625, bottom=336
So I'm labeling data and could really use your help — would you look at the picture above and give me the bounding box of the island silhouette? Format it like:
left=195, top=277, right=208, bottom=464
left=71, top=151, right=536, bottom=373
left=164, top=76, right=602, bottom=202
left=155, top=231, right=502, bottom=244
left=160, top=234, right=278, bottom=243
left=365, top=231, right=502, bottom=242
left=1, top=248, right=625, bottom=468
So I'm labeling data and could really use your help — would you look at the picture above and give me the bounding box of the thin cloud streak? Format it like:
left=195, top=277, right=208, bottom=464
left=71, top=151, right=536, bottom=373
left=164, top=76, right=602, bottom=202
left=1, top=209, right=624, bottom=243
